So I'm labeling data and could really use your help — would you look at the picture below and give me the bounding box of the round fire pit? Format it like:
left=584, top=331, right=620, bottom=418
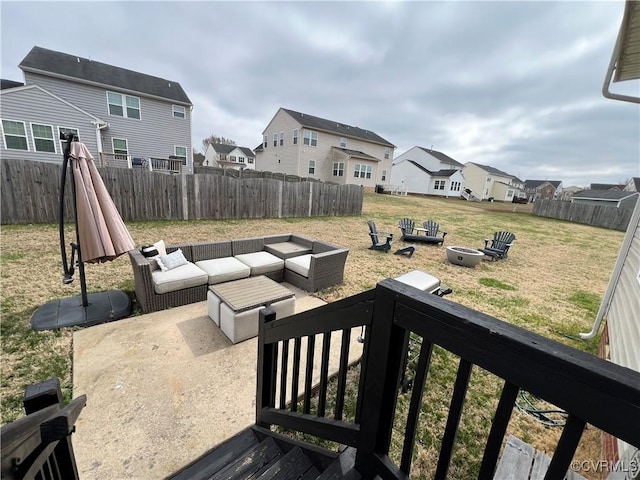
left=446, top=246, right=484, bottom=268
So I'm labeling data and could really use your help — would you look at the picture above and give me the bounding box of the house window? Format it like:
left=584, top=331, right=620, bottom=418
left=384, top=147, right=390, bottom=160
left=507, top=189, right=514, bottom=198
left=303, top=129, right=318, bottom=146
left=340, top=137, right=347, bottom=148
left=451, top=181, right=461, bottom=192
left=354, top=164, right=372, bottom=179
left=1, top=119, right=28, bottom=150
left=174, top=146, right=187, bottom=164
left=30, top=123, right=56, bottom=153
left=248, top=157, right=254, bottom=164
left=434, top=180, right=446, bottom=190
left=273, top=133, right=278, bottom=147
left=58, top=127, right=79, bottom=152
left=263, top=135, right=268, bottom=148
left=308, top=160, right=315, bottom=174
left=230, top=156, right=237, bottom=162
left=107, top=92, right=140, bottom=119
left=293, top=129, right=298, bottom=145
left=332, top=162, right=344, bottom=177
left=112, top=138, right=129, bottom=159
left=238, top=156, right=245, bottom=163
left=381, top=170, right=387, bottom=181
left=172, top=105, right=186, bottom=118
left=486, top=176, right=492, bottom=182
left=279, top=132, right=284, bottom=146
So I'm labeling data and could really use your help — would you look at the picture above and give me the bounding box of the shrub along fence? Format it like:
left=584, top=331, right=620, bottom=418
left=533, top=198, right=634, bottom=231
left=1, top=160, right=362, bottom=225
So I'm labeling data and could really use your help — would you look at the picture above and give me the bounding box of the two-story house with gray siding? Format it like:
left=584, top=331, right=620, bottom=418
left=256, top=108, right=395, bottom=189
left=0, top=46, right=193, bottom=173
left=462, top=162, right=525, bottom=201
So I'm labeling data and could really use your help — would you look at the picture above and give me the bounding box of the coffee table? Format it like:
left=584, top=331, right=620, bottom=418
left=208, top=276, right=295, bottom=343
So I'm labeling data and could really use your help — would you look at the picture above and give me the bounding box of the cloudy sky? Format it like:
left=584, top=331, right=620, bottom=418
left=2, top=1, right=638, bottom=187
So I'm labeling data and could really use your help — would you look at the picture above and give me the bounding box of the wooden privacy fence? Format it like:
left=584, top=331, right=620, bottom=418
left=1, top=160, right=363, bottom=224
left=533, top=198, right=634, bottom=231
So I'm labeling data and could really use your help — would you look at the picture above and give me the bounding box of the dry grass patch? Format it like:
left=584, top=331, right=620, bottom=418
left=1, top=194, right=624, bottom=478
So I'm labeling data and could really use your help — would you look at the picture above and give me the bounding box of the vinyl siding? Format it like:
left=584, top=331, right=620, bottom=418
left=258, top=109, right=393, bottom=184
left=24, top=72, right=192, bottom=172
left=462, top=163, right=489, bottom=199
left=390, top=160, right=429, bottom=194
left=0, top=86, right=99, bottom=163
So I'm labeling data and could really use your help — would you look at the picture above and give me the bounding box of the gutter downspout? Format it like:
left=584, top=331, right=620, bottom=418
left=580, top=195, right=640, bottom=338
left=92, top=120, right=109, bottom=166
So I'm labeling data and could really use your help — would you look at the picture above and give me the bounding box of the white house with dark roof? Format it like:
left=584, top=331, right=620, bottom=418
left=390, top=146, right=465, bottom=197
left=462, top=162, right=525, bottom=201
left=204, top=143, right=256, bottom=170
left=0, top=46, right=193, bottom=173
left=255, top=108, right=395, bottom=188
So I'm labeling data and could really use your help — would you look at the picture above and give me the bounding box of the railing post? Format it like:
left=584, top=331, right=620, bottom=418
left=23, top=378, right=81, bottom=479
left=256, top=306, right=277, bottom=428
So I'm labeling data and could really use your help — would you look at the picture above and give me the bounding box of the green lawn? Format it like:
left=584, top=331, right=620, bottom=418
left=0, top=193, right=623, bottom=478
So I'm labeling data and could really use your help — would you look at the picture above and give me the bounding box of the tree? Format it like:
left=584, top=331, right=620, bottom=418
left=202, top=135, right=236, bottom=152
left=193, top=151, right=205, bottom=166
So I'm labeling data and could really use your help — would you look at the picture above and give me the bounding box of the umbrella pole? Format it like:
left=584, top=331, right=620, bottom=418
left=59, top=132, right=88, bottom=307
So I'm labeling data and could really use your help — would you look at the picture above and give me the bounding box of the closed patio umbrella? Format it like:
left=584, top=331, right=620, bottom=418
left=31, top=133, right=135, bottom=331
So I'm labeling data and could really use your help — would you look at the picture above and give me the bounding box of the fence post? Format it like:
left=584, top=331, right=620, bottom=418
left=181, top=174, right=188, bottom=220
left=308, top=182, right=313, bottom=217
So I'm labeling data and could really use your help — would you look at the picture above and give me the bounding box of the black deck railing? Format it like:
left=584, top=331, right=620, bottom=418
left=256, top=279, right=640, bottom=479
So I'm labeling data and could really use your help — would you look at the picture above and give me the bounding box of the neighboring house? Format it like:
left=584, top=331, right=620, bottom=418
left=461, top=162, right=525, bottom=201
left=559, top=185, right=584, bottom=200
left=255, top=108, right=395, bottom=188
left=0, top=46, right=193, bottom=173
left=203, top=143, right=256, bottom=170
left=624, top=177, right=640, bottom=192
left=390, top=146, right=464, bottom=197
left=523, top=180, right=562, bottom=202
left=571, top=190, right=640, bottom=208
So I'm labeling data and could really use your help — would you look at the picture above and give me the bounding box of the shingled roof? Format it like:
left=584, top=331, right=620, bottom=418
left=573, top=190, right=639, bottom=200
left=416, top=147, right=464, bottom=168
left=19, top=46, right=192, bottom=105
left=467, top=162, right=517, bottom=179
left=405, top=161, right=458, bottom=177
left=1, top=79, right=24, bottom=90
left=525, top=180, right=562, bottom=190
left=210, top=143, right=255, bottom=157
left=281, top=108, right=394, bottom=148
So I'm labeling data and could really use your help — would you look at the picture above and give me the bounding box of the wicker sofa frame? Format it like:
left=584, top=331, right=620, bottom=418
left=128, top=234, right=348, bottom=313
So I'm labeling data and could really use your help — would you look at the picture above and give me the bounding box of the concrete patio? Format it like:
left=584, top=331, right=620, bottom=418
left=72, top=284, right=363, bottom=480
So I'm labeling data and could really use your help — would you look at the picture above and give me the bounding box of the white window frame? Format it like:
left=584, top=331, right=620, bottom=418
left=507, top=189, right=514, bottom=198
left=30, top=122, right=57, bottom=153
left=174, top=145, right=187, bottom=165
left=172, top=105, right=186, bottom=118
left=272, top=133, right=277, bottom=147
left=381, top=170, right=386, bottom=181
left=332, top=162, right=344, bottom=177
left=308, top=160, right=315, bottom=174
left=279, top=132, right=284, bottom=146
left=384, top=147, right=390, bottom=159
left=57, top=126, right=80, bottom=152
left=263, top=135, right=268, bottom=148
left=303, top=129, right=318, bottom=147
left=354, top=164, right=372, bottom=179
left=248, top=157, right=254, bottom=164
left=112, top=138, right=129, bottom=161
left=340, top=137, right=347, bottom=148
left=293, top=129, right=298, bottom=145
left=230, top=155, right=237, bottom=162
left=1, top=119, right=29, bottom=151
left=238, top=156, right=245, bottom=163
left=106, top=91, right=141, bottom=119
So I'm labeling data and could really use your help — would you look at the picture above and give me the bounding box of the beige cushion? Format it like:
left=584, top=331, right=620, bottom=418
left=284, top=254, right=312, bottom=278
left=152, top=262, right=208, bottom=294
left=235, top=251, right=284, bottom=275
left=395, top=270, right=440, bottom=292
left=196, top=257, right=250, bottom=284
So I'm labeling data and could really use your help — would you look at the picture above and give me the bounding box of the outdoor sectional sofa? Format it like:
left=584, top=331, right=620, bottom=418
left=128, top=234, right=349, bottom=313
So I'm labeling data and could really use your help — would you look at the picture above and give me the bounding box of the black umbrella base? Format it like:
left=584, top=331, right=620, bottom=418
left=31, top=290, right=132, bottom=331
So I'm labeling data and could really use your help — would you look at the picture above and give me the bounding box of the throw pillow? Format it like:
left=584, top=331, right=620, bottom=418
left=156, top=249, right=189, bottom=272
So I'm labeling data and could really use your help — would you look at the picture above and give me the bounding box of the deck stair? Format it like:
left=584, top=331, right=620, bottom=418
left=461, top=189, right=481, bottom=201
left=169, top=426, right=359, bottom=480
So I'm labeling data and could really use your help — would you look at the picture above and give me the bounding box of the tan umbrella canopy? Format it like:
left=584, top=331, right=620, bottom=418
left=70, top=142, right=135, bottom=263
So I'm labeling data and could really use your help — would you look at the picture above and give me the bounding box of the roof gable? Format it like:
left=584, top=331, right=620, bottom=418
left=467, top=162, right=516, bottom=179
left=19, top=46, right=192, bottom=105
left=281, top=108, right=394, bottom=148
left=416, top=147, right=464, bottom=168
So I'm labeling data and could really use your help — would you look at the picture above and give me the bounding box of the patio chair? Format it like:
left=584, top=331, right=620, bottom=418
left=478, top=231, right=516, bottom=261
left=421, top=220, right=447, bottom=245
left=368, top=220, right=393, bottom=252
left=399, top=218, right=444, bottom=245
